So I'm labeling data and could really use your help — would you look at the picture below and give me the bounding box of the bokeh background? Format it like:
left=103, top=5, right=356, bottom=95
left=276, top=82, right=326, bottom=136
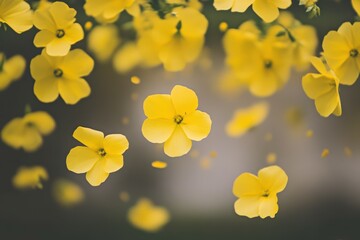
left=1, top=0, right=360, bottom=239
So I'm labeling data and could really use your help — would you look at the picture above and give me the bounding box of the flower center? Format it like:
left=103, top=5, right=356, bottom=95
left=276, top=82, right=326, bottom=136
left=98, top=148, right=106, bottom=157
left=53, top=68, right=63, bottom=78
left=350, top=49, right=358, bottom=58
left=264, top=60, right=273, bottom=69
left=262, top=190, right=270, bottom=197
left=174, top=115, right=183, bottom=124
left=56, top=29, right=65, bottom=38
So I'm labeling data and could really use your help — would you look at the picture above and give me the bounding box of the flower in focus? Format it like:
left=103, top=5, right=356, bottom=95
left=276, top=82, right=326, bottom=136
left=33, top=1, right=84, bottom=56
left=213, top=0, right=291, bottom=23
left=352, top=0, right=360, bottom=15
left=302, top=57, right=342, bottom=117
left=30, top=49, right=94, bottom=105
left=84, top=0, right=135, bottom=23
left=87, top=25, right=120, bottom=62
left=142, top=85, right=212, bottom=157
left=0, top=53, right=26, bottom=91
left=13, top=166, right=48, bottom=190
left=52, top=179, right=84, bottom=207
left=323, top=22, right=360, bottom=85
left=66, top=126, right=129, bottom=186
left=226, top=102, right=269, bottom=137
left=128, top=198, right=170, bottom=232
left=233, top=165, right=288, bottom=218
left=0, top=0, right=33, bottom=33
left=1, top=111, right=56, bottom=152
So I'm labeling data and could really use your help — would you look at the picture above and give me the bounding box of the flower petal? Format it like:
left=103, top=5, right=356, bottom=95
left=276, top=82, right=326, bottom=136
left=103, top=134, right=129, bottom=155
left=66, top=146, right=99, bottom=173
left=259, top=195, right=279, bottom=219
left=23, top=111, right=56, bottom=135
left=58, top=78, right=91, bottom=105
left=231, top=0, right=254, bottom=12
left=181, top=110, right=211, bottom=141
left=302, top=74, right=335, bottom=100
left=86, top=160, right=109, bottom=186
left=213, top=0, right=234, bottom=11
left=314, top=88, right=340, bottom=117
left=335, top=57, right=359, bottom=86
left=233, top=173, right=263, bottom=197
left=164, top=126, right=192, bottom=157
left=61, top=49, right=94, bottom=78
left=252, top=0, right=279, bottom=23
left=171, top=85, right=198, bottom=116
left=33, top=77, right=59, bottom=103
left=258, top=165, right=288, bottom=194
left=142, top=119, right=176, bottom=143
left=234, top=196, right=261, bottom=218
left=73, top=126, right=104, bottom=150
left=103, top=154, right=124, bottom=173
left=21, top=127, right=43, bottom=152
left=143, top=94, right=175, bottom=119
left=34, top=30, right=55, bottom=47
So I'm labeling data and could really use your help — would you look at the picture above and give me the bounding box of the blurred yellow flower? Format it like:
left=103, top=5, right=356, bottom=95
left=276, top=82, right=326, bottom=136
left=113, top=42, right=143, bottom=73
left=302, top=57, right=342, bottom=117
left=30, top=49, right=94, bottom=105
left=142, top=85, right=212, bottom=157
left=213, top=0, right=291, bottom=23
left=1, top=111, right=55, bottom=152
left=226, top=102, right=269, bottom=137
left=66, top=126, right=129, bottom=186
left=233, top=165, right=288, bottom=218
left=128, top=198, right=170, bottom=232
left=13, top=166, right=48, bottom=190
left=33, top=2, right=84, bottom=56
left=87, top=25, right=120, bottom=62
left=0, top=53, right=26, bottom=91
left=52, top=179, right=84, bottom=207
left=352, top=0, right=360, bottom=15
left=84, top=0, right=135, bottom=23
left=0, top=0, right=33, bottom=33
left=323, top=22, right=360, bottom=85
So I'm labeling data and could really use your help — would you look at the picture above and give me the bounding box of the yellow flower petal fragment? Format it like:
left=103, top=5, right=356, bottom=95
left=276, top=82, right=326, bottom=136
left=1, top=111, right=55, bottom=152
left=0, top=0, right=33, bottom=33
left=13, top=166, right=48, bottom=190
left=0, top=54, right=26, bottom=91
left=84, top=0, right=135, bottom=23
left=321, top=148, right=329, bottom=158
left=52, top=179, right=84, bottom=207
left=233, top=165, right=288, bottom=218
left=128, top=198, right=170, bottom=232
left=130, top=76, right=141, bottom=85
left=226, top=102, right=269, bottom=137
left=66, top=127, right=129, bottom=186
left=151, top=161, right=168, bottom=169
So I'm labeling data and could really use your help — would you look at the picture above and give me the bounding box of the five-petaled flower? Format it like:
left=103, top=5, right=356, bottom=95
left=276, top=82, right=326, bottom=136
left=142, top=85, right=212, bottom=157
left=66, top=126, right=129, bottom=186
left=33, top=1, right=84, bottom=56
left=233, top=165, right=288, bottom=219
left=30, top=49, right=94, bottom=105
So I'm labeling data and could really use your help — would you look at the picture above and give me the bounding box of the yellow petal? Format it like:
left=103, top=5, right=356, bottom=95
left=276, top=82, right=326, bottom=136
left=258, top=165, right=288, bottom=194
left=21, top=127, right=43, bottom=152
left=33, top=7, right=56, bottom=30
left=143, top=94, right=175, bottom=119
left=302, top=74, right=335, bottom=100
left=352, top=0, right=360, bottom=15
left=213, top=0, right=234, bottom=10
left=23, top=111, right=55, bottom=135
left=164, top=126, right=192, bottom=157
left=2, top=55, right=26, bottom=80
left=45, top=38, right=72, bottom=56
left=48, top=1, right=76, bottom=29
left=61, top=49, right=94, bottom=78
left=231, top=0, right=254, bottom=12
left=1, top=1, right=33, bottom=34
left=66, top=146, right=100, bottom=173
left=234, top=197, right=261, bottom=218
left=259, top=195, right=279, bottom=218
left=175, top=7, right=208, bottom=38
left=233, top=173, right=263, bottom=197
left=73, top=126, right=104, bottom=150
left=58, top=78, right=91, bottom=105
left=103, top=134, right=129, bottom=155
left=335, top=57, right=359, bottom=86
left=170, top=85, right=198, bottom=116
left=322, top=31, right=350, bottom=72
left=314, top=88, right=340, bottom=117
left=85, top=160, right=109, bottom=186
left=103, top=154, right=124, bottom=173
left=252, top=0, right=279, bottom=23
left=142, top=119, right=176, bottom=143
left=181, top=110, right=211, bottom=141
left=1, top=118, right=25, bottom=149
left=30, top=52, right=53, bottom=81
left=33, top=77, right=59, bottom=103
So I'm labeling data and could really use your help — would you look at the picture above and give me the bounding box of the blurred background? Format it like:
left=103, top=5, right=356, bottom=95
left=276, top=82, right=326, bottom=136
left=1, top=0, right=360, bottom=239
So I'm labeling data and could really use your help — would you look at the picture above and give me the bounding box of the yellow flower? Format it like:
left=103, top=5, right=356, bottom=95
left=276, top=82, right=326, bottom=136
left=323, top=22, right=360, bottom=85
left=84, top=0, right=135, bottom=23
left=30, top=49, right=94, bottom=105
left=66, top=126, right=129, bottom=187
left=352, top=0, right=360, bottom=15
left=13, top=166, right=48, bottom=190
left=233, top=165, right=288, bottom=219
left=213, top=0, right=291, bottom=23
left=302, top=57, right=342, bottom=117
left=142, top=85, right=212, bottom=157
left=0, top=0, right=33, bottom=33
left=36, top=0, right=52, bottom=10
left=52, top=179, right=84, bottom=207
left=128, top=198, right=170, bottom=232
left=33, top=2, right=84, bottom=56
left=1, top=111, right=55, bottom=152
left=87, top=25, right=120, bottom=62
left=226, top=102, right=269, bottom=137
left=0, top=53, right=26, bottom=90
